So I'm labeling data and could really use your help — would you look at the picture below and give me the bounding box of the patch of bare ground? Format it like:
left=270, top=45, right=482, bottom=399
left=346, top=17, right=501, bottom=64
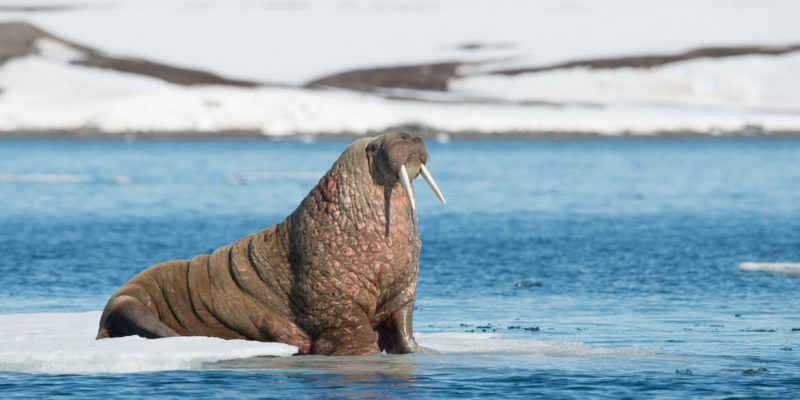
left=304, top=62, right=463, bottom=92
left=379, top=93, right=566, bottom=107
left=302, top=44, right=800, bottom=98
left=456, top=42, right=514, bottom=51
left=71, top=54, right=260, bottom=87
left=0, top=21, right=261, bottom=87
left=0, top=5, right=76, bottom=12
left=493, top=44, right=800, bottom=75
left=0, top=21, right=56, bottom=64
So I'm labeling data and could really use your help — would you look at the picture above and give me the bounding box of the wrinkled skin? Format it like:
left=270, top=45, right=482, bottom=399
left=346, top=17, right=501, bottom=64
left=97, top=132, right=430, bottom=356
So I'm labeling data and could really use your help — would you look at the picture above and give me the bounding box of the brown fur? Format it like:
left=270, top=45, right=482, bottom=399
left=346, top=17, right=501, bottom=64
left=97, top=132, right=430, bottom=355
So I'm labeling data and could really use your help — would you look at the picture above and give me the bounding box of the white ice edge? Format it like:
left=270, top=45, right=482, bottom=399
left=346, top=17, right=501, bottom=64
left=0, top=312, right=654, bottom=374
left=0, top=311, right=297, bottom=374
left=739, top=262, right=800, bottom=275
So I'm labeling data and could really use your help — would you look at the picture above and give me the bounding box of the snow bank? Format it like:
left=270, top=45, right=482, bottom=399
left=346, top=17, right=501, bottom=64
left=452, top=54, right=800, bottom=113
left=0, top=311, right=297, bottom=374
left=3, top=0, right=798, bottom=85
left=2, top=51, right=799, bottom=135
left=0, top=0, right=799, bottom=135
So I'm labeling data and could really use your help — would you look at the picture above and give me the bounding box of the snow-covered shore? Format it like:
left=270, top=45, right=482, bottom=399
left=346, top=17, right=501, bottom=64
left=1, top=0, right=799, bottom=137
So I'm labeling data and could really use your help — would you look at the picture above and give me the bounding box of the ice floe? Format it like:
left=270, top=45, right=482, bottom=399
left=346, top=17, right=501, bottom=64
left=739, top=262, right=800, bottom=275
left=0, top=311, right=653, bottom=374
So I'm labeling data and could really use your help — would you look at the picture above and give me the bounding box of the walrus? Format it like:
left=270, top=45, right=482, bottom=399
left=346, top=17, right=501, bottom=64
left=96, top=132, right=445, bottom=356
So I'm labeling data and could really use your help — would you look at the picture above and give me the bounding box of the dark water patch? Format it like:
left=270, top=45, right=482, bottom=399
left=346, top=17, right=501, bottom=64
left=514, top=280, right=543, bottom=287
left=741, top=367, right=769, bottom=375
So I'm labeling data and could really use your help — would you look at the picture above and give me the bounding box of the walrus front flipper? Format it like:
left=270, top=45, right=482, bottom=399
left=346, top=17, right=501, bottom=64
left=377, top=303, right=420, bottom=354
left=310, top=306, right=380, bottom=356
left=97, top=295, right=179, bottom=339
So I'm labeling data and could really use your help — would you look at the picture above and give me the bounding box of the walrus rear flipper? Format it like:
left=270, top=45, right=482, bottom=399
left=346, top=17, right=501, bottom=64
left=97, top=295, right=179, bottom=339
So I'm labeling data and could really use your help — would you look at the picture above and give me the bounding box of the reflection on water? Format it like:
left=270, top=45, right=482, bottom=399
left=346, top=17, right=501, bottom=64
left=211, top=353, right=418, bottom=377
left=210, top=354, right=422, bottom=398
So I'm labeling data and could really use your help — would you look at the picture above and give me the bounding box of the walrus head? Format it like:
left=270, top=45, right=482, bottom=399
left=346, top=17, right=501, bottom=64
left=365, top=132, right=446, bottom=213
left=290, top=131, right=445, bottom=246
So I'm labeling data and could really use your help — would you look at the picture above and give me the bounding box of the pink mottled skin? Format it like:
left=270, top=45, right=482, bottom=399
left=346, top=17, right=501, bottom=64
left=96, top=132, right=430, bottom=356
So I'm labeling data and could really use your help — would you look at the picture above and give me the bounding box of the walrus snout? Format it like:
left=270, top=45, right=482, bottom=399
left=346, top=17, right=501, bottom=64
left=368, top=132, right=427, bottom=178
left=367, top=132, right=446, bottom=212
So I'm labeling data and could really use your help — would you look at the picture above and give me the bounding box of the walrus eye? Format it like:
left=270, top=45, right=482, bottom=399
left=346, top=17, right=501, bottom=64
left=398, top=164, right=446, bottom=213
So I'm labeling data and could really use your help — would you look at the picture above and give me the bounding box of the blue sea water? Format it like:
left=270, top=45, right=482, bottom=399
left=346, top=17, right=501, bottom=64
left=1, top=138, right=799, bottom=399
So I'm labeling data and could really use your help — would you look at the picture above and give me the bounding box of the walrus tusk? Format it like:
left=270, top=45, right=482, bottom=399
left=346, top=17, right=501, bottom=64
left=399, top=164, right=416, bottom=212
left=419, top=164, right=445, bottom=205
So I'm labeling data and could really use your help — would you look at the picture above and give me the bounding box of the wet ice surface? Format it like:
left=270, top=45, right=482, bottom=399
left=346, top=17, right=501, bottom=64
left=0, top=139, right=799, bottom=398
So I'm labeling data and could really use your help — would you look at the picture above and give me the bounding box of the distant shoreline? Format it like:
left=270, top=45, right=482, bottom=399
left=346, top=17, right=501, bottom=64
left=2, top=129, right=800, bottom=141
